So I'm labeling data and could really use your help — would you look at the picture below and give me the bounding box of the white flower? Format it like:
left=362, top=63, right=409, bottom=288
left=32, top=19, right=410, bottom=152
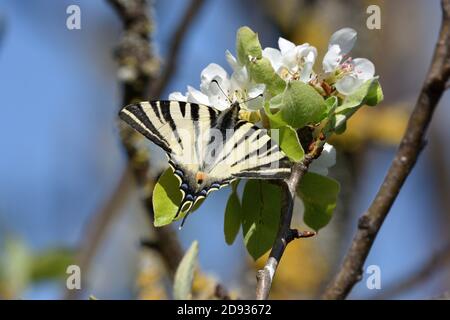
left=225, top=51, right=266, bottom=110
left=169, top=53, right=265, bottom=111
left=168, top=91, right=187, bottom=102
left=309, top=143, right=336, bottom=176
left=323, top=28, right=357, bottom=72
left=322, top=28, right=375, bottom=95
left=263, top=37, right=317, bottom=82
left=334, top=58, right=375, bottom=95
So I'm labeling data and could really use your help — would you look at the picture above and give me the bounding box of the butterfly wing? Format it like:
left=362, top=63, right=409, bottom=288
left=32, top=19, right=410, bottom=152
left=206, top=121, right=291, bottom=181
left=119, top=100, right=291, bottom=223
left=119, top=100, right=222, bottom=214
left=119, top=100, right=220, bottom=156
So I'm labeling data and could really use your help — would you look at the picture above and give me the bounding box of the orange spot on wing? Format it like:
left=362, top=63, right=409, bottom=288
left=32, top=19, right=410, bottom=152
left=195, top=172, right=206, bottom=184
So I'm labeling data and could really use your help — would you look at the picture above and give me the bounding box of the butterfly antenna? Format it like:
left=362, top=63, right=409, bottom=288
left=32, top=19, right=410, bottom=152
left=211, top=80, right=232, bottom=103
left=242, top=93, right=264, bottom=104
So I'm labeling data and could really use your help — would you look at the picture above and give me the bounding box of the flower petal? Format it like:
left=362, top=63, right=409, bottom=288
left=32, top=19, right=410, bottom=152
left=323, top=44, right=342, bottom=73
left=299, top=45, right=317, bottom=63
left=200, top=63, right=228, bottom=92
left=207, top=75, right=231, bottom=97
left=187, top=85, right=210, bottom=105
left=208, top=92, right=230, bottom=111
left=297, top=47, right=317, bottom=82
left=299, top=61, right=315, bottom=82
left=230, top=66, right=249, bottom=88
left=282, top=47, right=298, bottom=71
left=202, top=77, right=232, bottom=110
left=246, top=83, right=266, bottom=110
left=225, top=50, right=240, bottom=71
left=168, top=91, right=187, bottom=101
left=262, top=47, right=283, bottom=72
left=248, top=83, right=265, bottom=99
left=278, top=37, right=296, bottom=55
left=328, top=27, right=357, bottom=55
left=246, top=95, right=264, bottom=110
left=309, top=143, right=336, bottom=176
left=335, top=74, right=364, bottom=95
left=352, top=58, right=375, bottom=81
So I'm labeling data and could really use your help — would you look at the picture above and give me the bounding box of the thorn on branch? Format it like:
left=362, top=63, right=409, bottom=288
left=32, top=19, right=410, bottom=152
left=287, top=229, right=316, bottom=242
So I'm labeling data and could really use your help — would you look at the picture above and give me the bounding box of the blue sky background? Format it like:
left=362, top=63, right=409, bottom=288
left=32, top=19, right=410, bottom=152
left=0, top=0, right=449, bottom=299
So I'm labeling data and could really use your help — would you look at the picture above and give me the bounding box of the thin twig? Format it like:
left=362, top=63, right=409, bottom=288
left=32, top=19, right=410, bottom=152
left=322, top=0, right=450, bottom=300
left=149, top=0, right=206, bottom=98
left=255, top=152, right=318, bottom=300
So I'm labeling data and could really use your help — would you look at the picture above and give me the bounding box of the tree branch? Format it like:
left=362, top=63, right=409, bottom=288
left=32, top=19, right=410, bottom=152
left=70, top=0, right=229, bottom=300
left=255, top=149, right=319, bottom=300
left=149, top=0, right=206, bottom=97
left=65, top=0, right=158, bottom=300
left=107, top=0, right=188, bottom=279
left=322, top=0, right=450, bottom=300
left=65, top=1, right=182, bottom=299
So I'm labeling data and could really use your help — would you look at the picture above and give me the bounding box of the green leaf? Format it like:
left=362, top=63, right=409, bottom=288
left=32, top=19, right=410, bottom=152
left=297, top=172, right=340, bottom=232
left=224, top=181, right=242, bottom=245
left=333, top=113, right=348, bottom=134
left=335, top=78, right=378, bottom=113
left=30, top=248, right=74, bottom=281
left=242, top=180, right=282, bottom=260
left=273, top=125, right=304, bottom=162
left=325, top=96, right=338, bottom=114
left=271, top=81, right=327, bottom=129
left=235, top=27, right=285, bottom=97
left=236, top=26, right=262, bottom=65
left=332, top=79, right=383, bottom=134
left=264, top=102, right=287, bottom=128
left=322, top=96, right=340, bottom=135
left=364, top=79, right=384, bottom=106
left=248, top=57, right=286, bottom=96
left=174, top=240, right=199, bottom=300
left=153, top=168, right=183, bottom=227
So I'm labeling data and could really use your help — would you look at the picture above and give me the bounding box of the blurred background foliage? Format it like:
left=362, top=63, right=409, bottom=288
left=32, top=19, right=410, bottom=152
left=0, top=0, right=449, bottom=299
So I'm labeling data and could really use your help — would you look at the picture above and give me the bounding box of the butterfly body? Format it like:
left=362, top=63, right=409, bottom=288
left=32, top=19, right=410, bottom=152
left=119, top=100, right=290, bottom=222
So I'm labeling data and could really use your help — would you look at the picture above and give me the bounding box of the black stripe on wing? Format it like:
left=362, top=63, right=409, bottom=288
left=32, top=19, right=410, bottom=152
left=119, top=103, right=173, bottom=154
left=226, top=122, right=292, bottom=179
left=229, top=131, right=268, bottom=168
left=231, top=156, right=291, bottom=179
left=159, top=101, right=183, bottom=148
left=119, top=100, right=222, bottom=155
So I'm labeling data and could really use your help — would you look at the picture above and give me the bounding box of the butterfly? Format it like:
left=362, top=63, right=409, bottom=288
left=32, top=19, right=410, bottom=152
left=119, top=100, right=291, bottom=226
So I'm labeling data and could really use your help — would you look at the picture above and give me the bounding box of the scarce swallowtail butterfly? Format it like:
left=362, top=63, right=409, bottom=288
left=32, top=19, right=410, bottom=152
left=119, top=100, right=291, bottom=226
